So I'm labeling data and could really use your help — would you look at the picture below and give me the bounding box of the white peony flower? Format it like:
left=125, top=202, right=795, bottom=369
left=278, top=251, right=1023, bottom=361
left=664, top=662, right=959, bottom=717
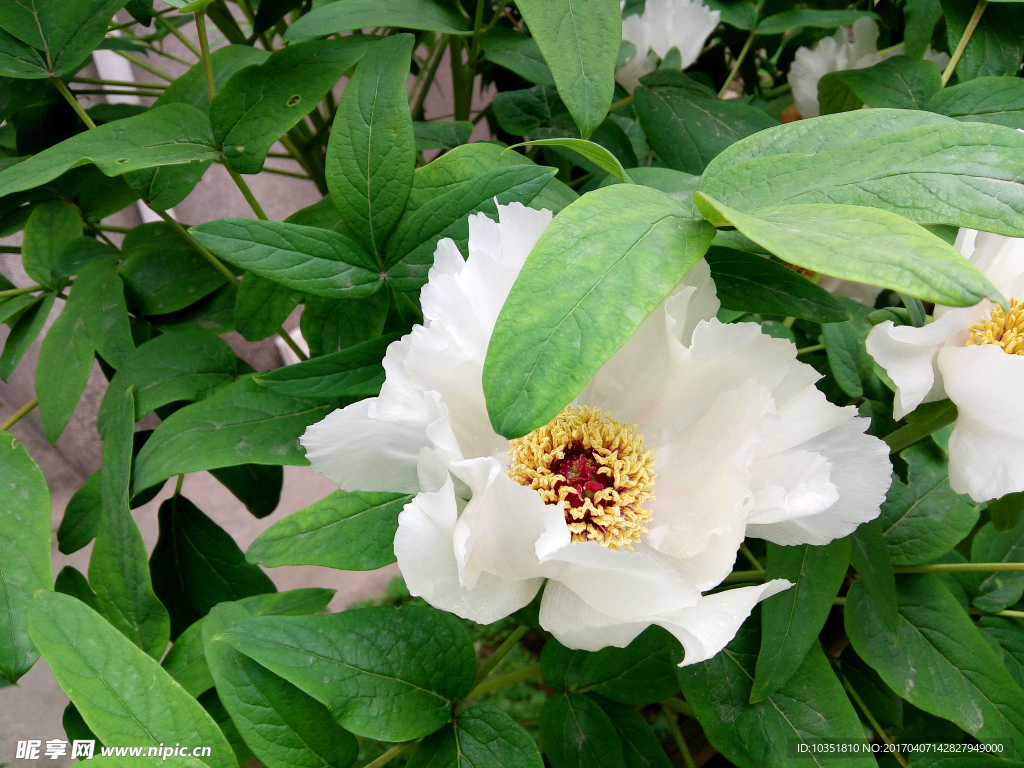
left=301, top=202, right=892, bottom=664
left=788, top=18, right=950, bottom=119
left=617, top=0, right=721, bottom=93
left=867, top=229, right=1024, bottom=503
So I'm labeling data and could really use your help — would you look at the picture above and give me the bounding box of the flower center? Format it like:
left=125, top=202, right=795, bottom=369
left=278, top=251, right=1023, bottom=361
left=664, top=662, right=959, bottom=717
left=507, top=405, right=655, bottom=550
left=966, top=298, right=1024, bottom=355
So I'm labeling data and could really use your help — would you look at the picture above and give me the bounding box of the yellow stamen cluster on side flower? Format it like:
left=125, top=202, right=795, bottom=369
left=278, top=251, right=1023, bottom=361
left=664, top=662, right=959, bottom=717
left=508, top=405, right=655, bottom=550
left=967, top=298, right=1024, bottom=355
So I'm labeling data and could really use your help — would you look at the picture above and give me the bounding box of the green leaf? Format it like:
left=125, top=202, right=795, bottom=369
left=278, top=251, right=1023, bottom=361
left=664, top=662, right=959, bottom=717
left=285, top=0, right=471, bottom=41
left=972, top=515, right=1024, bottom=612
left=990, top=492, right=1024, bottom=533
left=508, top=139, right=631, bottom=183
left=383, top=143, right=556, bottom=291
left=819, top=56, right=942, bottom=114
left=254, top=332, right=396, bottom=399
left=979, top=616, right=1024, bottom=690
left=54, top=566, right=99, bottom=613
left=539, top=693, right=626, bottom=768
left=97, top=330, right=237, bottom=435
left=209, top=464, right=284, bottom=519
left=492, top=84, right=574, bottom=137
left=157, top=45, right=270, bottom=115
left=234, top=274, right=300, bottom=341
left=89, top=387, right=171, bottom=659
left=57, top=472, right=100, bottom=555
left=540, top=627, right=682, bottom=706
left=693, top=194, right=1002, bottom=307
left=413, top=120, right=474, bottom=151
left=943, top=0, right=1024, bottom=80
left=679, top=610, right=874, bottom=767
left=300, top=291, right=390, bottom=358
left=0, top=430, right=52, bottom=683
left=905, top=0, right=943, bottom=58
left=121, top=222, right=228, bottom=316
left=203, top=602, right=359, bottom=768
left=838, top=645, right=904, bottom=732
left=700, top=113, right=1024, bottom=239
left=51, top=236, right=120, bottom=278
left=821, top=301, right=875, bottom=398
left=481, top=28, right=554, bottom=85
left=754, top=9, right=879, bottom=34
left=849, top=517, right=900, bottom=634
left=484, top=184, right=714, bottom=438
left=214, top=37, right=377, bottom=174
left=27, top=591, right=235, bottom=768
left=219, top=606, right=477, bottom=741
left=0, top=27, right=48, bottom=78
left=0, top=104, right=218, bottom=200
left=704, top=246, right=850, bottom=323
left=884, top=399, right=960, bottom=453
left=0, top=0, right=125, bottom=76
left=245, top=493, right=409, bottom=573
left=926, top=76, right=1024, bottom=129
left=614, top=166, right=699, bottom=212
left=634, top=74, right=778, bottom=175
left=592, top=697, right=672, bottom=768
left=150, top=494, right=276, bottom=638
left=1, top=292, right=53, bottom=382
left=133, top=377, right=335, bottom=492
left=189, top=219, right=382, bottom=299
left=21, top=199, right=80, bottom=290
left=407, top=704, right=545, bottom=768
left=881, top=442, right=980, bottom=566
left=515, top=0, right=621, bottom=138
left=325, top=33, right=415, bottom=259
left=846, top=574, right=1024, bottom=748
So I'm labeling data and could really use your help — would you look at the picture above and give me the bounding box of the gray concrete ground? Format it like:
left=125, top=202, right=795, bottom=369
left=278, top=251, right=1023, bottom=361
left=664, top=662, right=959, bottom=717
left=0, top=3, right=493, bottom=761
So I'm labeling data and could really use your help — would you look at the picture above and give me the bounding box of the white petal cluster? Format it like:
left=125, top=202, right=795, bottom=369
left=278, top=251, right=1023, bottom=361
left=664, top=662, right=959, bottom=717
left=867, top=230, right=1024, bottom=503
left=617, top=0, right=721, bottom=92
left=302, top=203, right=892, bottom=664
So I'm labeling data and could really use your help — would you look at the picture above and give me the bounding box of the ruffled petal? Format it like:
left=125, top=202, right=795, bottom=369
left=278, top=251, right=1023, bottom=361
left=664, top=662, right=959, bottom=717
left=940, top=345, right=1024, bottom=502
left=745, top=450, right=839, bottom=526
left=395, top=478, right=543, bottom=624
left=539, top=581, right=651, bottom=651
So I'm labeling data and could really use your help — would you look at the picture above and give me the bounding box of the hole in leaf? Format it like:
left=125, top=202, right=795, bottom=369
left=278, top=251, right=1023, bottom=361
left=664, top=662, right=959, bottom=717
left=287, top=95, right=301, bottom=107
left=116, top=158, right=128, bottom=164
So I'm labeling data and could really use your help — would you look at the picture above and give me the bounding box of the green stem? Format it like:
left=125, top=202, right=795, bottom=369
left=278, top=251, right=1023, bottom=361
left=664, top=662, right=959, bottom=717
left=278, top=328, right=309, bottom=361
left=282, top=132, right=327, bottom=194
left=225, top=166, right=269, bottom=219
left=1, top=396, right=38, bottom=432
left=895, top=562, right=1024, bottom=574
left=466, top=663, right=542, bottom=699
left=410, top=36, right=447, bottom=120
left=608, top=94, right=634, bottom=112
left=52, top=78, right=97, bottom=129
left=71, top=88, right=165, bottom=97
left=0, top=245, right=22, bottom=254
left=361, top=742, right=416, bottom=768
left=142, top=45, right=192, bottom=67
left=740, top=543, right=763, bottom=571
left=839, top=671, right=907, bottom=767
left=942, top=0, right=987, bottom=86
left=195, top=10, right=217, bottom=103
left=719, top=30, right=756, bottom=98
left=474, top=625, right=528, bottom=689
left=156, top=210, right=238, bottom=285
left=111, top=50, right=175, bottom=82
left=797, top=343, right=825, bottom=355
left=661, top=705, right=697, bottom=768
left=973, top=608, right=1024, bottom=620
left=450, top=37, right=473, bottom=121
left=174, top=474, right=185, bottom=495
left=761, top=81, right=791, bottom=99
left=157, top=14, right=203, bottom=58
left=394, top=288, right=423, bottom=321
left=260, top=166, right=313, bottom=180
left=96, top=224, right=133, bottom=234
left=72, top=76, right=167, bottom=89
left=834, top=596, right=846, bottom=607
left=722, top=568, right=765, bottom=584
left=660, top=698, right=695, bottom=718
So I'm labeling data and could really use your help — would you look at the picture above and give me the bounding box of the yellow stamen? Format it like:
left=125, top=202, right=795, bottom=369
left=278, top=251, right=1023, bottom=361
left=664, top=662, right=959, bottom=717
left=966, top=298, right=1024, bottom=355
left=508, top=405, right=655, bottom=550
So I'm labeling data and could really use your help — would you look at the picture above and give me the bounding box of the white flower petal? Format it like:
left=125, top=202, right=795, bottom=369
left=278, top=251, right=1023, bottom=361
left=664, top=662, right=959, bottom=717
left=746, top=450, right=839, bottom=526
left=940, top=345, right=1024, bottom=502
left=788, top=21, right=879, bottom=118
left=396, top=479, right=543, bottom=624
left=617, top=0, right=720, bottom=91
left=966, top=231, right=1024, bottom=297
left=539, top=580, right=651, bottom=651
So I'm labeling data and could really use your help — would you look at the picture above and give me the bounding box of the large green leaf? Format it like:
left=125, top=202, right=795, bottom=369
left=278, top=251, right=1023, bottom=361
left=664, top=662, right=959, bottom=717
left=693, top=195, right=1002, bottom=307
left=27, top=591, right=235, bottom=768
left=515, top=0, right=621, bottom=138
left=203, top=602, right=359, bottom=768
left=253, top=332, right=396, bottom=399
left=484, top=184, right=715, bottom=438
left=408, top=704, right=545, bottom=768
left=234, top=275, right=300, bottom=342
left=1, top=292, right=53, bottom=382
left=593, top=697, right=672, bottom=768
left=821, top=298, right=875, bottom=398
left=699, top=113, right=1024, bottom=238
left=247, top=490, right=411, bottom=571
left=57, top=472, right=100, bottom=555
left=979, top=617, right=1024, bottom=691
left=325, top=33, right=415, bottom=260
left=481, top=28, right=554, bottom=85
left=0, top=430, right=52, bottom=683
left=189, top=219, right=382, bottom=299
left=540, top=628, right=682, bottom=706
left=704, top=246, right=850, bottom=323
left=89, top=387, right=170, bottom=659
left=0, top=104, right=218, bottom=199
left=156, top=45, right=270, bottom=114
left=819, top=56, right=942, bottom=113
left=383, top=143, right=556, bottom=291
left=509, top=138, right=631, bottom=182
left=21, top=199, right=80, bottom=290
left=634, top=73, right=778, bottom=175
left=150, top=495, right=276, bottom=638
left=539, top=693, right=626, bottom=768
left=751, top=538, right=850, bottom=703
left=210, top=464, right=284, bottom=519
left=678, top=610, right=874, bottom=767
left=943, top=0, right=1024, bottom=80
left=300, top=291, right=390, bottom=358
left=219, top=606, right=477, bottom=741
left=971, top=516, right=1024, bottom=613
left=214, top=37, right=377, bottom=174
left=881, top=442, right=980, bottom=566
left=285, top=0, right=471, bottom=41
left=0, top=27, right=48, bottom=78
left=846, top=574, right=1024, bottom=749
left=133, top=377, right=335, bottom=492
left=849, top=517, right=900, bottom=634
left=926, top=76, right=1024, bottom=129
left=754, top=8, right=879, bottom=34
left=0, top=0, right=125, bottom=76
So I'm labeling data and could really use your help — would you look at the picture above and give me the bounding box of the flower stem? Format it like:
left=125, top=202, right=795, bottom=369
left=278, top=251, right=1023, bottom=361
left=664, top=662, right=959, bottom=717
left=719, top=30, right=756, bottom=98
left=894, top=562, right=1024, bottom=574
left=838, top=670, right=907, bottom=767
left=362, top=742, right=416, bottom=768
left=410, top=36, right=447, bottom=120
left=52, top=78, right=97, bottom=129
left=157, top=14, right=203, bottom=58
left=0, top=284, right=41, bottom=300
left=277, top=328, right=308, bottom=361
left=661, top=697, right=695, bottom=717
left=111, top=50, right=175, bottom=82
left=1, top=397, right=38, bottom=432
left=797, top=343, right=825, bottom=355
left=942, top=0, right=987, bottom=86
left=195, top=9, right=217, bottom=103
left=466, top=662, right=542, bottom=699
left=156, top=210, right=239, bottom=286
left=72, top=76, right=167, bottom=89
left=740, top=543, right=763, bottom=570
left=260, top=166, right=313, bottom=180
left=174, top=474, right=185, bottom=495
left=0, top=245, right=21, bottom=254
left=609, top=94, right=634, bottom=112
left=661, top=704, right=697, bottom=768
left=474, top=625, right=528, bottom=689
left=975, top=608, right=1024, bottom=619
left=722, top=568, right=765, bottom=584
left=225, top=166, right=269, bottom=220
left=96, top=224, right=133, bottom=233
